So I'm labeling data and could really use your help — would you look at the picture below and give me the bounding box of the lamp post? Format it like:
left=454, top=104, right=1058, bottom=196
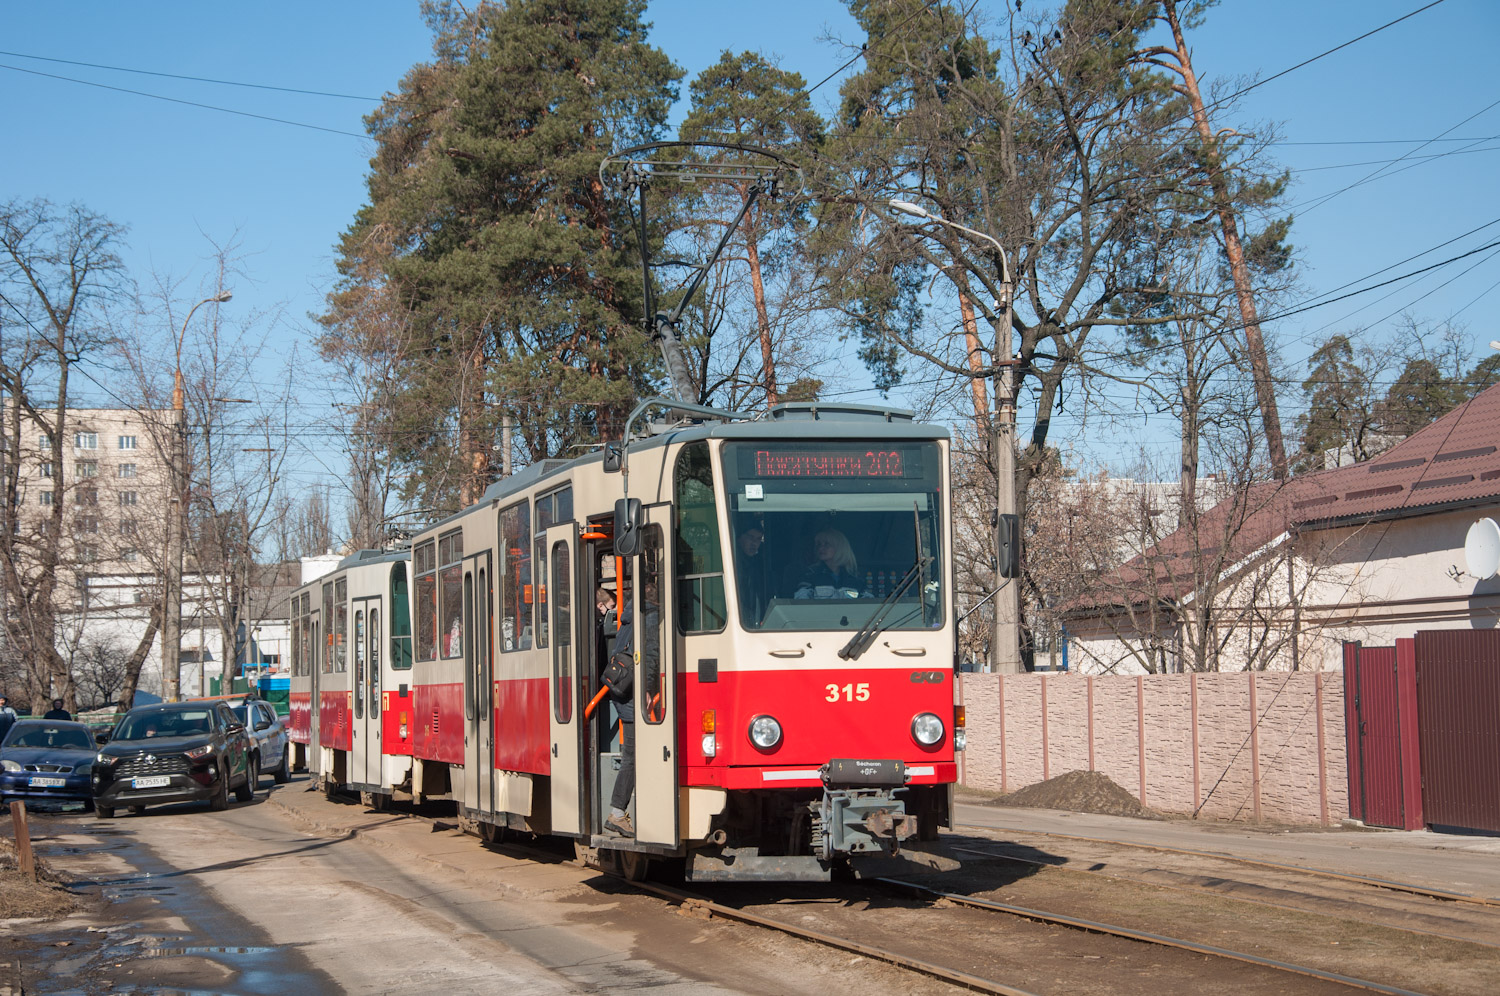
left=162, top=290, right=231, bottom=702
left=888, top=200, right=1021, bottom=674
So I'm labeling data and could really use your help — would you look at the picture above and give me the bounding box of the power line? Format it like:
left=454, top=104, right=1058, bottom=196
left=1287, top=143, right=1500, bottom=173
left=0, top=63, right=368, bottom=140
left=1293, top=95, right=1500, bottom=214
left=0, top=49, right=384, bottom=101
left=1200, top=0, right=1449, bottom=114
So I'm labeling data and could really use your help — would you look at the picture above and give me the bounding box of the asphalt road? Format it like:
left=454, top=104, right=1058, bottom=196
left=14, top=778, right=964, bottom=995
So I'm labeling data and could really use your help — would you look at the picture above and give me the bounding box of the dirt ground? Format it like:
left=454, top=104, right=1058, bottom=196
left=0, top=836, right=79, bottom=919
left=974, top=769, right=1165, bottom=819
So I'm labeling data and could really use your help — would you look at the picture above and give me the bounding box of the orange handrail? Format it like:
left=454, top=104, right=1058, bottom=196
left=583, top=685, right=609, bottom=720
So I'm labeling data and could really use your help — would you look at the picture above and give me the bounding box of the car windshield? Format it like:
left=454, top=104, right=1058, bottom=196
left=116, top=709, right=213, bottom=740
left=722, top=440, right=945, bottom=633
left=3, top=725, right=91, bottom=750
left=232, top=705, right=250, bottom=726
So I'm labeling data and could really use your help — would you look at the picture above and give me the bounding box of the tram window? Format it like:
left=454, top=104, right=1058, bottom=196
left=640, top=527, right=666, bottom=725
left=354, top=610, right=365, bottom=719
left=289, top=605, right=300, bottom=678
left=536, top=486, right=573, bottom=530
left=322, top=583, right=335, bottom=673
left=533, top=537, right=548, bottom=648
left=723, top=440, right=946, bottom=634
left=439, top=530, right=463, bottom=659
left=674, top=441, right=726, bottom=635
left=370, top=607, right=381, bottom=716
left=499, top=501, right=532, bottom=652
left=550, top=541, right=572, bottom=723
left=391, top=563, right=413, bottom=670
left=299, top=594, right=312, bottom=676
left=415, top=540, right=437, bottom=662
left=334, top=578, right=348, bottom=672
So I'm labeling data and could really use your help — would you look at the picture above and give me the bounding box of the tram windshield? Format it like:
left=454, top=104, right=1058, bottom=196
left=722, top=440, right=944, bottom=633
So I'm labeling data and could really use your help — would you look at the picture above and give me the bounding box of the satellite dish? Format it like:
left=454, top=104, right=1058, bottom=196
left=1464, top=518, right=1500, bottom=580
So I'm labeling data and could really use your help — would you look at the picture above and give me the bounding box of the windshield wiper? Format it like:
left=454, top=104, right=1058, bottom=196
left=838, top=555, right=932, bottom=661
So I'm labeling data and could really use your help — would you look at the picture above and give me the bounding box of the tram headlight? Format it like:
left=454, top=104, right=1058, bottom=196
left=911, top=712, right=945, bottom=746
left=748, top=715, right=782, bottom=750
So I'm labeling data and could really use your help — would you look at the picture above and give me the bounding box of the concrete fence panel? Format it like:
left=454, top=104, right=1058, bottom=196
left=958, top=671, right=1347, bottom=826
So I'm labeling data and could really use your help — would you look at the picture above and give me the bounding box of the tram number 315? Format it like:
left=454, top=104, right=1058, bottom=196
left=825, top=683, right=871, bottom=702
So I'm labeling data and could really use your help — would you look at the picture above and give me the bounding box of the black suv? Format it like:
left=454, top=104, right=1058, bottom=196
left=93, top=701, right=255, bottom=818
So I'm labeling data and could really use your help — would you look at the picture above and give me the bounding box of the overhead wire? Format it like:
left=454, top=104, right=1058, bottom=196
left=1196, top=0, right=1449, bottom=116
left=0, top=49, right=385, bottom=101
left=0, top=63, right=369, bottom=139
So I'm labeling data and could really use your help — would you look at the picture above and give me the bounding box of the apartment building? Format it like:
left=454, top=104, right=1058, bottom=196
left=13, top=408, right=171, bottom=573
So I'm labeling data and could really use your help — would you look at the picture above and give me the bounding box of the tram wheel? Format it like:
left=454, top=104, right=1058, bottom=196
left=617, top=849, right=650, bottom=883
left=479, top=821, right=504, bottom=845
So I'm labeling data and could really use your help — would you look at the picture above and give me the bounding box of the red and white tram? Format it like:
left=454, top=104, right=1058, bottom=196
left=404, top=399, right=961, bottom=880
left=287, top=549, right=414, bottom=805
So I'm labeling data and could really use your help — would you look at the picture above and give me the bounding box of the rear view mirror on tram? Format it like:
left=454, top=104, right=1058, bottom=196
left=602, top=441, right=623, bottom=473
left=614, top=498, right=643, bottom=557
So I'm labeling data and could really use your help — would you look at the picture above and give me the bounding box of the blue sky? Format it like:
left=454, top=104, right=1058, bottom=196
left=1, top=0, right=1495, bottom=490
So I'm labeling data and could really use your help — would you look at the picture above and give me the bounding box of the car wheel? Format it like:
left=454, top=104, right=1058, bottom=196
left=96, top=804, right=115, bottom=820
left=209, top=769, right=229, bottom=811
left=272, top=749, right=290, bottom=785
left=235, top=757, right=257, bottom=802
left=131, top=806, right=146, bottom=816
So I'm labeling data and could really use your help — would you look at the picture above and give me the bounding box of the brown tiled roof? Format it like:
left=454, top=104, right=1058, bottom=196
left=1066, top=381, right=1500, bottom=614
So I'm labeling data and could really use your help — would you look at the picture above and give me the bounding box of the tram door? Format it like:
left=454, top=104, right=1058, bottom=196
left=308, top=608, right=322, bottom=778
left=463, top=552, right=494, bottom=815
left=635, top=506, right=678, bottom=845
left=351, top=595, right=380, bottom=789
left=544, top=523, right=582, bottom=835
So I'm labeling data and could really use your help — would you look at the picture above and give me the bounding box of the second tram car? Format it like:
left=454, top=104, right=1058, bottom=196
left=288, top=548, right=415, bottom=805
left=406, top=400, right=961, bottom=880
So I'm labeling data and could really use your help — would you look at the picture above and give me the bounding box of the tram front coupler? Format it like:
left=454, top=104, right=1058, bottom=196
left=813, top=759, right=917, bottom=860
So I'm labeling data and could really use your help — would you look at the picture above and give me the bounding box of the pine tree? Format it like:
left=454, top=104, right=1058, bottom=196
left=320, top=0, right=681, bottom=510
left=677, top=51, right=823, bottom=408
left=1293, top=334, right=1376, bottom=472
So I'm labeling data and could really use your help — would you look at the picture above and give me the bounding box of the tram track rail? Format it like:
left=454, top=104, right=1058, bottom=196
left=949, top=842, right=1500, bottom=951
left=957, top=822, right=1499, bottom=908
left=870, top=876, right=1426, bottom=996
left=353, top=802, right=1455, bottom=995
left=624, top=878, right=1040, bottom=996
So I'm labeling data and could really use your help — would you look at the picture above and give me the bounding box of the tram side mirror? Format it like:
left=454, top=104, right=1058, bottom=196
left=997, top=512, right=1022, bottom=579
left=603, top=441, right=623, bottom=473
left=614, top=498, right=643, bottom=557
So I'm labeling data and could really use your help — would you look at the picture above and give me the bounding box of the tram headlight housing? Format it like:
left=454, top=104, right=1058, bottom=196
left=911, top=712, right=945, bottom=746
left=748, top=715, right=782, bottom=751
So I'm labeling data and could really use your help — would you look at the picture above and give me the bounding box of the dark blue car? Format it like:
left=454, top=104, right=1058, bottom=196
left=0, top=720, right=97, bottom=808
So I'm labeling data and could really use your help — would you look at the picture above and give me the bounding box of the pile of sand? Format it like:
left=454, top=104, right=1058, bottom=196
left=997, top=769, right=1161, bottom=820
left=0, top=836, right=78, bottom=919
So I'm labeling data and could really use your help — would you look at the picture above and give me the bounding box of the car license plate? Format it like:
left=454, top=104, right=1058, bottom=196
left=28, top=776, right=66, bottom=788
left=132, top=775, right=170, bottom=789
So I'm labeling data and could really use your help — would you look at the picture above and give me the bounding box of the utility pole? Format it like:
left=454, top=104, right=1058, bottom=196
left=889, top=201, right=1022, bottom=673
left=163, top=291, right=231, bottom=702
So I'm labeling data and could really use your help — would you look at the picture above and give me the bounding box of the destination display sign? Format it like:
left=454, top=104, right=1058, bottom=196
left=748, top=448, right=907, bottom=478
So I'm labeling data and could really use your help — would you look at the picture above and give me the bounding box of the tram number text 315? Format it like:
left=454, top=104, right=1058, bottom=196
left=825, top=683, right=871, bottom=702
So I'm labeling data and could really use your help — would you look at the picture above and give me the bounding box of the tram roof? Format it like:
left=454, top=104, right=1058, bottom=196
left=422, top=400, right=949, bottom=533
left=333, top=547, right=410, bottom=571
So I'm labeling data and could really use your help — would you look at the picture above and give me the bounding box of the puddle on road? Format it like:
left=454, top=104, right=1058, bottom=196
left=14, top=811, right=336, bottom=995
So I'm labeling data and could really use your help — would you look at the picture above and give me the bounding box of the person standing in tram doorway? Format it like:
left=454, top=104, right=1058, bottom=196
left=606, top=580, right=658, bottom=838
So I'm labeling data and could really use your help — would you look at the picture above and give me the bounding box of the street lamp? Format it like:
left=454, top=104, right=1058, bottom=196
left=888, top=200, right=1022, bottom=674
left=162, top=290, right=231, bottom=702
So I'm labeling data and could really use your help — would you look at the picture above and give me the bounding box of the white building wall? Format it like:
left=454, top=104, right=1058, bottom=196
left=1067, top=502, right=1500, bottom=674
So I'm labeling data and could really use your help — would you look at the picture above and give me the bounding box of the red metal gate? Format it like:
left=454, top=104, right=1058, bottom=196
left=1343, top=642, right=1421, bottom=830
left=1414, top=630, right=1500, bottom=834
